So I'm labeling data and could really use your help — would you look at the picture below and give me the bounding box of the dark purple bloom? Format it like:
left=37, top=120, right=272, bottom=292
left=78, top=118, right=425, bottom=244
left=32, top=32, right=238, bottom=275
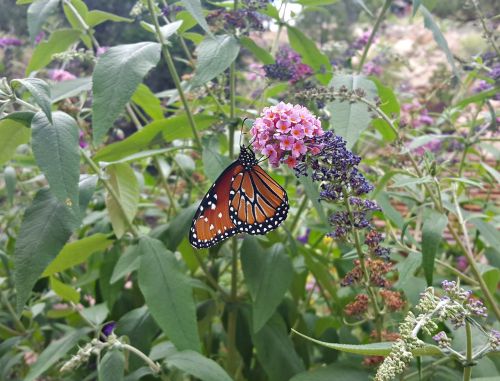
left=264, top=46, right=313, bottom=83
left=297, top=228, right=310, bottom=244
left=101, top=321, right=116, bottom=337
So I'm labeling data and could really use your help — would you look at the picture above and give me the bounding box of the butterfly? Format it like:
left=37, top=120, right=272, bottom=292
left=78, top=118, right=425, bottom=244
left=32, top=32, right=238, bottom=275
left=189, top=145, right=289, bottom=248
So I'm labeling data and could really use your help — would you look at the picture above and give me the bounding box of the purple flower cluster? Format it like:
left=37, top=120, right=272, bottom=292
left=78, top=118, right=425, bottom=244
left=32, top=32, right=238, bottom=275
left=490, top=329, right=500, bottom=350
left=263, top=46, right=313, bottom=83
left=162, top=4, right=184, bottom=17
left=295, top=131, right=390, bottom=259
left=432, top=331, right=451, bottom=348
left=441, top=280, right=488, bottom=327
left=0, top=37, right=22, bottom=48
left=296, top=131, right=373, bottom=199
left=206, top=0, right=268, bottom=34
left=344, top=31, right=371, bottom=59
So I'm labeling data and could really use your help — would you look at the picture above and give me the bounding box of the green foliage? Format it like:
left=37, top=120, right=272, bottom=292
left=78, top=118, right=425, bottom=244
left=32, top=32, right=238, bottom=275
left=421, top=209, right=448, bottom=286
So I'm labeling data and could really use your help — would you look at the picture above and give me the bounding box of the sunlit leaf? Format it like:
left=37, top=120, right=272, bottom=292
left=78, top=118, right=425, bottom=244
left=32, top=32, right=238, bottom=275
left=0, top=119, right=30, bottom=166
left=49, top=276, right=80, bottom=303
left=11, top=78, right=52, bottom=122
left=422, top=209, right=448, bottom=286
left=180, top=0, right=212, bottom=35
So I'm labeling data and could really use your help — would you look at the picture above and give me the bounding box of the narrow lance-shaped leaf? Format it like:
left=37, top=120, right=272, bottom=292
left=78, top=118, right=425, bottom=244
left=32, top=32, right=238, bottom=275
left=191, top=35, right=240, bottom=87
left=92, top=42, right=161, bottom=144
left=14, top=188, right=79, bottom=313
left=287, top=26, right=332, bottom=85
left=26, top=29, right=81, bottom=75
left=24, top=328, right=91, bottom=381
left=420, top=5, right=459, bottom=80
left=241, top=239, right=293, bottom=332
left=31, top=111, right=80, bottom=211
left=421, top=209, right=448, bottom=286
left=27, top=0, right=60, bottom=43
left=104, top=163, right=140, bottom=238
left=138, top=237, right=201, bottom=352
left=180, top=0, right=212, bottom=36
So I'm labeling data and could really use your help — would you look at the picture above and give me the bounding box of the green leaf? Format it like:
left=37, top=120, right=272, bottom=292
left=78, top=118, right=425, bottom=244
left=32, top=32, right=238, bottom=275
left=92, top=42, right=161, bottom=144
left=81, top=303, right=109, bottom=326
left=87, top=10, right=132, bottom=27
left=49, top=276, right=80, bottom=303
left=166, top=350, right=233, bottom=381
left=110, top=244, right=141, bottom=283
left=298, top=171, right=327, bottom=223
left=252, top=314, right=305, bottom=381
left=479, top=265, right=500, bottom=295
left=287, top=26, right=332, bottom=85
left=142, top=20, right=183, bottom=40
left=326, top=74, right=377, bottom=148
left=27, top=0, right=60, bottom=43
left=421, top=209, right=448, bottom=286
left=94, top=114, right=217, bottom=162
left=420, top=5, right=459, bottom=79
left=78, top=174, right=98, bottom=217
left=0, top=111, right=35, bottom=127
left=371, top=78, right=399, bottom=142
left=138, top=237, right=201, bottom=352
left=296, top=0, right=339, bottom=6
left=11, top=78, right=52, bottom=122
left=61, top=0, right=90, bottom=46
left=26, top=29, right=81, bottom=75
left=176, top=11, right=198, bottom=33
left=99, top=349, right=125, bottom=381
left=180, top=0, right=212, bottom=35
left=105, top=163, right=140, bottom=238
left=131, top=83, right=164, bottom=120
left=0, top=119, right=30, bottom=166
left=43, top=233, right=113, bottom=276
left=291, top=363, right=370, bottom=381
left=14, top=188, right=79, bottom=313
left=202, top=144, right=232, bottom=183
left=192, top=35, right=240, bottom=87
left=292, top=329, right=442, bottom=356
left=153, top=204, right=198, bottom=251
left=31, top=111, right=80, bottom=210
left=240, top=36, right=274, bottom=64
left=412, top=0, right=421, bottom=16
left=481, top=161, right=500, bottom=184
left=470, top=218, right=500, bottom=249
left=50, top=76, right=92, bottom=103
left=24, top=328, right=90, bottom=381
left=241, top=239, right=293, bottom=332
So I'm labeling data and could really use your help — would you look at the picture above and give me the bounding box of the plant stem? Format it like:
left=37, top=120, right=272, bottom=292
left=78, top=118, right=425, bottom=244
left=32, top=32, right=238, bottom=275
left=463, top=320, right=473, bottom=381
left=471, top=0, right=500, bottom=57
left=356, top=0, right=391, bottom=73
left=226, top=238, right=239, bottom=377
left=1, top=293, right=26, bottom=332
left=62, top=0, right=101, bottom=49
left=289, top=196, right=308, bottom=233
left=192, top=250, right=229, bottom=299
left=80, top=148, right=140, bottom=237
left=342, top=188, right=383, bottom=339
left=122, top=343, right=161, bottom=374
left=146, top=0, right=202, bottom=151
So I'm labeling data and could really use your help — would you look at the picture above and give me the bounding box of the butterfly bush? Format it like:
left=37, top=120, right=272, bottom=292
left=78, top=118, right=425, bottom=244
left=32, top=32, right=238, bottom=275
left=250, top=102, right=323, bottom=168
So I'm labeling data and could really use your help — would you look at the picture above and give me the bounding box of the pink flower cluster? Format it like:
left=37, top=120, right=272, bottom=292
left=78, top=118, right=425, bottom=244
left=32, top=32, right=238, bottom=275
left=50, top=69, right=76, bottom=82
left=250, top=102, right=323, bottom=168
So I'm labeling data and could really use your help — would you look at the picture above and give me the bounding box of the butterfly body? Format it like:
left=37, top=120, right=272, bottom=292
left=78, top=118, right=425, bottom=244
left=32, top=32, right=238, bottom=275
left=189, top=146, right=289, bottom=249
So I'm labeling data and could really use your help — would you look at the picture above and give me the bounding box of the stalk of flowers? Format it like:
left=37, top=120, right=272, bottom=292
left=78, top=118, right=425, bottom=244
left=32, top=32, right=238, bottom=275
left=375, top=281, right=494, bottom=381
left=250, top=103, right=402, bottom=343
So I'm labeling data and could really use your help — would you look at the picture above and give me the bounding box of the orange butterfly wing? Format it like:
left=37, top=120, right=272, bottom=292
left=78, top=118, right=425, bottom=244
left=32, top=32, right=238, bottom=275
left=189, top=162, right=243, bottom=248
left=229, top=164, right=289, bottom=235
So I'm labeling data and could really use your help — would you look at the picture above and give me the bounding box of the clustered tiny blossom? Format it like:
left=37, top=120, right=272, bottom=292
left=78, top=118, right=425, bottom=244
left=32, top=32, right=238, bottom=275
left=250, top=102, right=323, bottom=168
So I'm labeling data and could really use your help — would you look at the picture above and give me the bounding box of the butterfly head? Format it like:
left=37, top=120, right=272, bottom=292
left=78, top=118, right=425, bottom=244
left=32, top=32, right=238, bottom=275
left=238, top=145, right=258, bottom=170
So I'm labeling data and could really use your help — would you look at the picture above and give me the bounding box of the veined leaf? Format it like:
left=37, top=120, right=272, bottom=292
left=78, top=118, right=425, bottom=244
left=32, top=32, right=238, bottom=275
left=422, top=209, right=448, bottom=286
left=292, top=329, right=442, bottom=356
left=31, top=111, right=80, bottom=211
left=326, top=74, right=377, bottom=148
left=14, top=188, right=79, bottom=313
left=50, top=76, right=92, bottom=102
left=87, top=10, right=132, bottom=27
left=98, top=349, right=125, bottom=381
left=11, top=78, right=52, bottom=122
left=241, top=239, right=293, bottom=332
left=138, top=237, right=201, bottom=352
left=240, top=36, right=274, bottom=64
left=166, top=350, right=233, bottom=381
left=291, top=363, right=370, bottom=381
left=92, top=42, right=161, bottom=144
left=131, top=83, right=164, bottom=121
left=26, top=29, right=81, bottom=75
left=49, top=276, right=80, bottom=303
left=110, top=244, right=141, bottom=283
left=104, top=163, right=140, bottom=238
left=191, top=35, right=240, bottom=87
